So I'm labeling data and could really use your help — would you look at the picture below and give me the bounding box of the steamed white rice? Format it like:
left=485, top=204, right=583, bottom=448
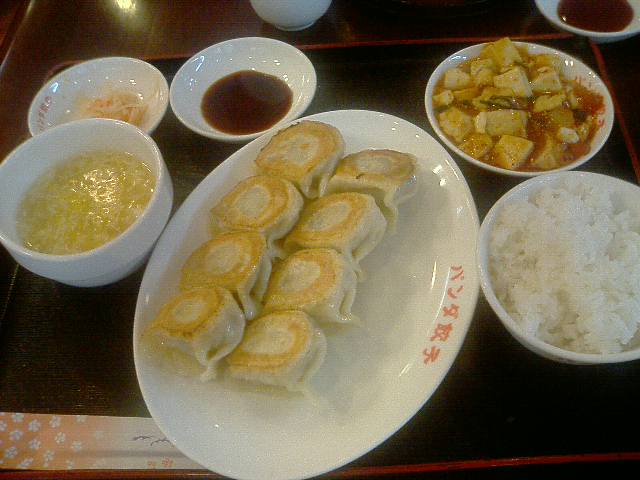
left=489, top=177, right=640, bottom=354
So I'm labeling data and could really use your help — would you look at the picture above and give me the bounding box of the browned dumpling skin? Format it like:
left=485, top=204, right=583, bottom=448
left=210, top=175, right=303, bottom=255
left=180, top=231, right=271, bottom=320
left=226, top=310, right=326, bottom=391
left=326, top=149, right=418, bottom=232
left=146, top=286, right=245, bottom=381
left=263, top=248, right=358, bottom=325
left=284, top=192, right=386, bottom=278
left=255, top=121, right=345, bottom=198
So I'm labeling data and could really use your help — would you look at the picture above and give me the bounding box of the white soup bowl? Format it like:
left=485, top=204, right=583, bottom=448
left=0, top=119, right=173, bottom=287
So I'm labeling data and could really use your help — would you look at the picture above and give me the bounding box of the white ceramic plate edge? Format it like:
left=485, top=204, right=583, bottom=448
left=133, top=109, right=480, bottom=480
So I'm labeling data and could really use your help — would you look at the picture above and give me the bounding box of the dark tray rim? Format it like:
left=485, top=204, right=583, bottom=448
left=4, top=452, right=640, bottom=478
left=6, top=32, right=640, bottom=477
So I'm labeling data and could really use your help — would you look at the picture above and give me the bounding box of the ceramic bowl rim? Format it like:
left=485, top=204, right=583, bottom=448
left=169, top=36, right=317, bottom=142
left=534, top=0, right=640, bottom=41
left=27, top=56, right=170, bottom=136
left=0, top=118, right=167, bottom=263
left=477, top=171, right=640, bottom=364
left=425, top=41, right=614, bottom=177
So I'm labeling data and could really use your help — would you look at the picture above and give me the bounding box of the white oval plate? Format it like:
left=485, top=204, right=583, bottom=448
left=133, top=110, right=479, bottom=480
left=170, top=37, right=316, bottom=142
left=535, top=0, right=640, bottom=43
left=425, top=41, right=614, bottom=177
left=28, top=57, right=169, bottom=136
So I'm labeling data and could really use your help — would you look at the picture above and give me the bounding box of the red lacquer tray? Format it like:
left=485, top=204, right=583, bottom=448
left=2, top=33, right=640, bottom=479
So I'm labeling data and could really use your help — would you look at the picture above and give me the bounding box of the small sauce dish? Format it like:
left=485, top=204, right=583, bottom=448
left=169, top=37, right=316, bottom=142
left=28, top=57, right=169, bottom=136
left=535, top=0, right=640, bottom=43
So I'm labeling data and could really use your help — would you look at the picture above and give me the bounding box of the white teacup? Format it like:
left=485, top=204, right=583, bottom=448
left=250, top=0, right=332, bottom=31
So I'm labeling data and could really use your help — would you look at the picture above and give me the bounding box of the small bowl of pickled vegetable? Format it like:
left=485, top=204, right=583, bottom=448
left=28, top=57, right=169, bottom=136
left=424, top=38, right=614, bottom=177
left=0, top=118, right=173, bottom=287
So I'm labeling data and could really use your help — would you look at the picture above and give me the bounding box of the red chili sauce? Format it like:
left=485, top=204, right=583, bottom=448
left=433, top=49, right=605, bottom=172
left=201, top=70, right=293, bottom=135
left=558, top=0, right=634, bottom=32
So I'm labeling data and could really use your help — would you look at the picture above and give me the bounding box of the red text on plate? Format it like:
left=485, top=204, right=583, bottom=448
left=422, top=265, right=465, bottom=366
left=423, top=346, right=441, bottom=364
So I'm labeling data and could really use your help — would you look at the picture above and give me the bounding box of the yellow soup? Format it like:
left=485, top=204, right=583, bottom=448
left=18, top=150, right=155, bottom=254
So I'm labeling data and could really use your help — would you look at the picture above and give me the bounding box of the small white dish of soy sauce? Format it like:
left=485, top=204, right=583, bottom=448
left=535, top=0, right=640, bottom=43
left=170, top=37, right=317, bottom=143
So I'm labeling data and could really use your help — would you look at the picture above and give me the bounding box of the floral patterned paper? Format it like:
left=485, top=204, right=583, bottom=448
left=0, top=412, right=202, bottom=470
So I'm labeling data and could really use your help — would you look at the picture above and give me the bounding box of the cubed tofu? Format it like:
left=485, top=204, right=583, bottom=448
left=557, top=127, right=579, bottom=144
left=470, top=58, right=496, bottom=77
left=453, top=87, right=479, bottom=102
left=470, top=58, right=496, bottom=87
left=459, top=133, right=494, bottom=159
left=438, top=107, right=473, bottom=143
left=482, top=38, right=523, bottom=69
left=493, top=67, right=532, bottom=97
left=564, top=86, right=580, bottom=109
left=480, top=87, right=515, bottom=98
left=530, top=67, right=563, bottom=93
left=473, top=68, right=494, bottom=87
left=444, top=67, right=472, bottom=90
left=474, top=111, right=487, bottom=133
left=492, top=135, right=534, bottom=170
left=547, top=108, right=575, bottom=129
left=533, top=93, right=566, bottom=113
left=533, top=54, right=563, bottom=73
left=576, top=120, right=592, bottom=142
left=433, top=90, right=454, bottom=107
left=531, top=134, right=562, bottom=170
left=484, top=109, right=528, bottom=137
left=472, top=87, right=515, bottom=110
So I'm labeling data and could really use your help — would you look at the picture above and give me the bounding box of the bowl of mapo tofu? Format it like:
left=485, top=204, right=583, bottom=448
left=425, top=38, right=614, bottom=176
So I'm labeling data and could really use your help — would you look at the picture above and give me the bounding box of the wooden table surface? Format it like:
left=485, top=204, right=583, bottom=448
left=1, top=1, right=640, bottom=478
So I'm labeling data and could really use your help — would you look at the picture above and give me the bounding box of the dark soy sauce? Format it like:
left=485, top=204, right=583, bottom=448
left=558, top=0, right=633, bottom=32
left=201, top=70, right=293, bottom=135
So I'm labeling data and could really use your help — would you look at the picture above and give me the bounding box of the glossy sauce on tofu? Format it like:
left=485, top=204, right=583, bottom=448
left=433, top=39, right=605, bottom=171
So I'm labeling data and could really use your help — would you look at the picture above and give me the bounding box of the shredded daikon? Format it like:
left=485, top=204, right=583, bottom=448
left=79, top=89, right=148, bottom=126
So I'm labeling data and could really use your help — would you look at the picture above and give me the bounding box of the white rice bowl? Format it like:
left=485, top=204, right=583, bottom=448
left=480, top=172, right=640, bottom=361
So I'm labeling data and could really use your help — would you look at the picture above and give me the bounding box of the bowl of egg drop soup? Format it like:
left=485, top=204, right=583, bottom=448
left=0, top=118, right=172, bottom=287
